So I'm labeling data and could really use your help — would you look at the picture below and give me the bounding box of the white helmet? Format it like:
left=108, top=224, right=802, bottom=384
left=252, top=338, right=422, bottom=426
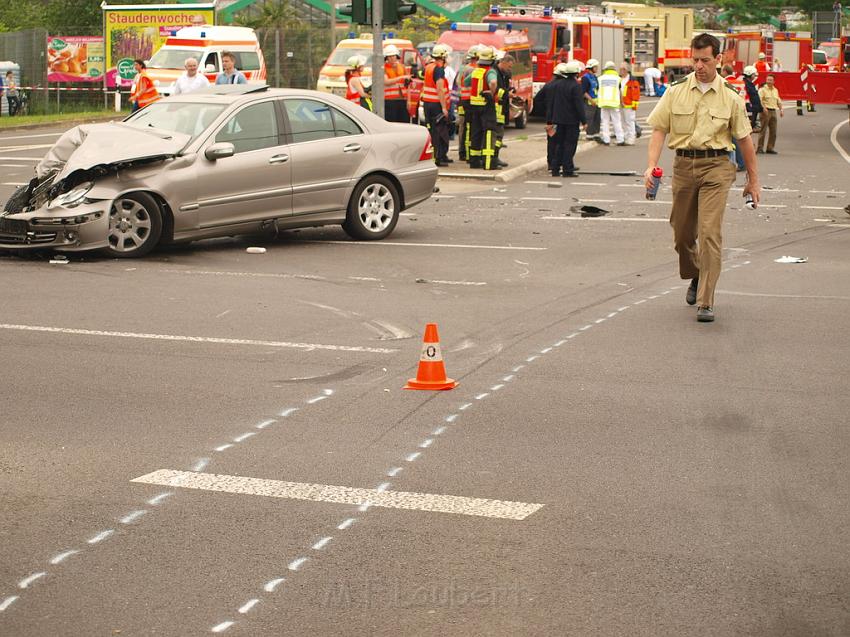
left=742, top=65, right=757, bottom=77
left=758, top=52, right=766, bottom=59
left=603, top=60, right=616, bottom=71
left=553, top=62, right=570, bottom=77
left=563, top=60, right=582, bottom=74
left=431, top=44, right=450, bottom=59
left=465, top=45, right=479, bottom=61
left=383, top=44, right=400, bottom=58
left=586, top=58, right=599, bottom=69
left=477, top=45, right=495, bottom=63
left=347, top=55, right=364, bottom=69
left=495, top=48, right=506, bottom=61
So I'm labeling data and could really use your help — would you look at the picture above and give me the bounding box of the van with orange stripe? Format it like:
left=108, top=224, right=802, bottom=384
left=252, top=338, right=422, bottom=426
left=146, top=25, right=267, bottom=95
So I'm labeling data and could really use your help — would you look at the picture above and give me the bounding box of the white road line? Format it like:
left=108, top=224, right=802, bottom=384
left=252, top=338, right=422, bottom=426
left=161, top=268, right=324, bottom=282
left=0, top=143, right=53, bottom=152
left=211, top=620, right=235, bottom=633
left=579, top=325, right=593, bottom=331
left=758, top=204, right=787, bottom=208
left=255, top=420, right=276, bottom=430
left=468, top=195, right=508, bottom=200
left=502, top=374, right=515, bottom=381
left=288, top=557, right=309, bottom=571
left=525, top=180, right=559, bottom=184
left=617, top=306, right=629, bottom=312
left=147, top=492, right=172, bottom=506
left=337, top=518, right=356, bottom=530
left=131, top=469, right=545, bottom=521
left=607, top=312, right=618, bottom=318
left=279, top=408, right=299, bottom=417
left=387, top=467, right=403, bottom=477
left=312, top=537, right=333, bottom=550
left=233, top=432, right=256, bottom=443
left=522, top=196, right=563, bottom=201
left=432, top=426, right=447, bottom=435
left=307, top=240, right=546, bottom=251
left=193, top=457, right=210, bottom=471
left=553, top=340, right=567, bottom=347
left=490, top=384, right=505, bottom=391
left=830, top=119, right=850, bottom=165
left=215, top=444, right=233, bottom=452
left=433, top=194, right=456, bottom=199
left=526, top=355, right=538, bottom=362
left=425, top=279, right=488, bottom=286
left=49, top=550, right=80, bottom=565
left=87, top=530, right=114, bottom=544
left=512, top=365, right=524, bottom=372
left=375, top=481, right=390, bottom=492
left=719, top=290, right=850, bottom=301
left=648, top=295, right=659, bottom=299
left=617, top=183, right=644, bottom=187
left=445, top=414, right=458, bottom=423
left=567, top=332, right=580, bottom=338
left=632, top=200, right=673, bottom=204
left=802, top=205, right=845, bottom=210
left=810, top=189, right=846, bottom=194
left=540, top=347, right=552, bottom=353
left=475, top=392, right=490, bottom=399
left=120, top=510, right=147, bottom=524
left=0, top=596, right=19, bottom=612
left=0, top=324, right=397, bottom=354
left=1, top=181, right=26, bottom=185
left=264, top=578, right=285, bottom=592
left=18, top=572, right=46, bottom=589
left=0, top=156, right=41, bottom=161
left=406, top=452, right=421, bottom=462
left=0, top=132, right=63, bottom=140
left=238, top=599, right=260, bottom=614
left=542, top=216, right=667, bottom=222
left=570, top=182, right=606, bottom=186
left=579, top=198, right=618, bottom=203
left=419, top=439, right=434, bottom=448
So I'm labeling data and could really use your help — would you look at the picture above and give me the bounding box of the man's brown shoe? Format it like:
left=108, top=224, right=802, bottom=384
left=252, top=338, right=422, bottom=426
left=697, top=306, right=715, bottom=322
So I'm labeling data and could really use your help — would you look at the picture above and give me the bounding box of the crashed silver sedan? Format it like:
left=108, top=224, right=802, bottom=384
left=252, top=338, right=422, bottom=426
left=0, top=86, right=437, bottom=257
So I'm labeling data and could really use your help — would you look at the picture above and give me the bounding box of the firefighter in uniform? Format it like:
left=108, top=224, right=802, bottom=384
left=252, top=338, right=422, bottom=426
left=720, top=64, right=747, bottom=171
left=546, top=61, right=586, bottom=177
left=383, top=44, right=410, bottom=123
left=456, top=46, right=479, bottom=162
left=597, top=61, right=624, bottom=145
left=645, top=33, right=761, bottom=323
left=345, top=56, right=372, bottom=111
left=494, top=51, right=514, bottom=168
left=422, top=44, right=452, bottom=167
left=467, top=46, right=500, bottom=170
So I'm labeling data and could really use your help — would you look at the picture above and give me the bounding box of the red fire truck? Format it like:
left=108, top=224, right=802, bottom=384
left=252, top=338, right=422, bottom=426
left=818, top=37, right=850, bottom=71
left=483, top=5, right=624, bottom=97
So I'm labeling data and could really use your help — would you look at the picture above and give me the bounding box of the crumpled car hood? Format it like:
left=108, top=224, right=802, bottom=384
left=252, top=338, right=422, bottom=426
left=38, top=122, right=191, bottom=183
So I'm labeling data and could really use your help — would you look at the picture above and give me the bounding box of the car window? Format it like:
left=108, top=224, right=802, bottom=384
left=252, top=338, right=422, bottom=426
left=332, top=107, right=362, bottom=137
left=203, top=52, right=218, bottom=72
left=284, top=99, right=336, bottom=143
left=403, top=50, right=418, bottom=66
left=231, top=51, right=261, bottom=71
left=215, top=101, right=279, bottom=153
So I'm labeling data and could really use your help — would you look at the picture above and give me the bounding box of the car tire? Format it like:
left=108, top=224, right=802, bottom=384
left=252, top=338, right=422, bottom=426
left=103, top=192, right=162, bottom=258
left=514, top=108, right=527, bottom=129
left=342, top=175, right=400, bottom=241
left=3, top=184, right=29, bottom=214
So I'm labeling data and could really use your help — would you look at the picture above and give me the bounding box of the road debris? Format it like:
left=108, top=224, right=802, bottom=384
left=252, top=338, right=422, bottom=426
left=246, top=247, right=267, bottom=254
left=49, top=255, right=69, bottom=264
left=774, top=256, right=808, bottom=263
left=570, top=205, right=611, bottom=218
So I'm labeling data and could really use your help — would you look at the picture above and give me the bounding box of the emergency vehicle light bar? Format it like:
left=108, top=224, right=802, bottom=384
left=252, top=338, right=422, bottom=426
left=451, top=22, right=498, bottom=32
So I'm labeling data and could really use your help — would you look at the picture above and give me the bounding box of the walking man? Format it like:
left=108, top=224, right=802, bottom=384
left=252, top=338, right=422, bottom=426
left=757, top=74, right=783, bottom=154
left=597, top=61, right=624, bottom=145
left=546, top=61, right=586, bottom=177
left=645, top=32, right=761, bottom=323
left=172, top=57, right=210, bottom=95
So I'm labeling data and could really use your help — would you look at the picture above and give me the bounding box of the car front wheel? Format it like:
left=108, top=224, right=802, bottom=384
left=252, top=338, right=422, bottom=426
left=104, top=192, right=162, bottom=258
left=342, top=176, right=400, bottom=241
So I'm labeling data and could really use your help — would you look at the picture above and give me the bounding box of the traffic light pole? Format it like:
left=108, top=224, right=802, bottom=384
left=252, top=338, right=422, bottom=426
left=371, top=0, right=385, bottom=117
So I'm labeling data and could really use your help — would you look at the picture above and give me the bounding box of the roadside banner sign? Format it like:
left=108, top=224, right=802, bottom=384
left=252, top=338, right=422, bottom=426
left=47, top=36, right=105, bottom=82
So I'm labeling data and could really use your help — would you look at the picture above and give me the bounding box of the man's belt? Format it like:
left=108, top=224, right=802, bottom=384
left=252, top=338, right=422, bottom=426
left=676, top=149, right=728, bottom=158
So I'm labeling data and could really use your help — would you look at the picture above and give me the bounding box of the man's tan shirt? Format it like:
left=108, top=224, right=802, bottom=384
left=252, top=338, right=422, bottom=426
left=647, top=72, right=751, bottom=150
left=758, top=84, right=782, bottom=110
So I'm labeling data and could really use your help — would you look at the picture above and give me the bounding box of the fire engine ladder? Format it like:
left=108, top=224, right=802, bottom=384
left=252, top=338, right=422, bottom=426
left=763, top=32, right=774, bottom=61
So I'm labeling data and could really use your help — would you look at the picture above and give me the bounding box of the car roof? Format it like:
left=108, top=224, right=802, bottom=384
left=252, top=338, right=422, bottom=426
left=164, top=85, right=342, bottom=104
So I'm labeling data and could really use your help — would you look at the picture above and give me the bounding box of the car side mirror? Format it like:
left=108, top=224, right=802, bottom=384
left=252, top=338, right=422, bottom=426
left=205, top=64, right=216, bottom=73
left=205, top=142, right=235, bottom=161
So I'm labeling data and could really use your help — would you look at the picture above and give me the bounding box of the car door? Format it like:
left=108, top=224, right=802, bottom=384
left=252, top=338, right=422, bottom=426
left=195, top=99, right=292, bottom=229
left=281, top=97, right=372, bottom=217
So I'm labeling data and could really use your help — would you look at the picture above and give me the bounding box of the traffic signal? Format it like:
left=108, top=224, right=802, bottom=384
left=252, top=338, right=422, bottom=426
left=339, top=0, right=370, bottom=25
left=382, top=0, right=416, bottom=24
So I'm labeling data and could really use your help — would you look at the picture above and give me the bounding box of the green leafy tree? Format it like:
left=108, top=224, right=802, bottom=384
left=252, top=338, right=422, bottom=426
left=396, top=14, right=448, bottom=45
left=716, top=0, right=781, bottom=26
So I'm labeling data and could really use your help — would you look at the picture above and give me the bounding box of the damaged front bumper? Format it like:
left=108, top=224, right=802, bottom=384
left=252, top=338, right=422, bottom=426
left=0, top=204, right=109, bottom=251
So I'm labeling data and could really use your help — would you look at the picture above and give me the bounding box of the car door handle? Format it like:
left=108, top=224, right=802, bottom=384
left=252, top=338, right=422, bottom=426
left=269, top=154, right=289, bottom=164
left=343, top=143, right=361, bottom=153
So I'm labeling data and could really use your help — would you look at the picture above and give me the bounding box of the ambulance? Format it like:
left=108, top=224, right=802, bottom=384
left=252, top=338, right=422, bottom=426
left=145, top=25, right=266, bottom=95
left=434, top=22, right=534, bottom=128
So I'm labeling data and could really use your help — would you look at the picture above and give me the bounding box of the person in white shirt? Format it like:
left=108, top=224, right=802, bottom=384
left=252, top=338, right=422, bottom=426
left=172, top=57, right=210, bottom=95
left=643, top=66, right=662, bottom=96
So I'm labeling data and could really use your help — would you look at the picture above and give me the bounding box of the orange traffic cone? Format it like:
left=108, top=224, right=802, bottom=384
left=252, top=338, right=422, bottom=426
left=404, top=323, right=458, bottom=391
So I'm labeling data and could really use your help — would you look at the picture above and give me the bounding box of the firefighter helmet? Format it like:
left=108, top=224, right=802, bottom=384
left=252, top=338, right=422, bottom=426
left=431, top=44, right=450, bottom=59
left=347, top=55, right=364, bottom=69
left=586, top=58, right=599, bottom=69
left=563, top=60, right=582, bottom=74
left=477, top=46, right=495, bottom=63
left=383, top=44, right=400, bottom=58
left=742, top=65, right=758, bottom=77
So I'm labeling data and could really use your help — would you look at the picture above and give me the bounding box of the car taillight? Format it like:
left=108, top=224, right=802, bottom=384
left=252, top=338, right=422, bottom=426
left=419, top=137, right=434, bottom=161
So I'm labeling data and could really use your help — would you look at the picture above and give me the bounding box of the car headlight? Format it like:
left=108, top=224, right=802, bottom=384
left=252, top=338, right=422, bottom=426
left=32, top=211, right=104, bottom=225
left=55, top=182, right=94, bottom=208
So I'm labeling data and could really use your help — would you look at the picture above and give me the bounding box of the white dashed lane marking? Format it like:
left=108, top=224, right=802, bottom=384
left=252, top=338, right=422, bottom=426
left=131, top=470, right=544, bottom=520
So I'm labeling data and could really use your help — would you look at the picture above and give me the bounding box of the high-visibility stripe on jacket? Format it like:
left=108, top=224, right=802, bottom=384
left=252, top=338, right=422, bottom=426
left=421, top=62, right=446, bottom=103
left=384, top=62, right=406, bottom=100
left=459, top=63, right=475, bottom=101
left=131, top=72, right=160, bottom=108
left=346, top=73, right=362, bottom=103
left=469, top=67, right=490, bottom=106
left=597, top=69, right=621, bottom=108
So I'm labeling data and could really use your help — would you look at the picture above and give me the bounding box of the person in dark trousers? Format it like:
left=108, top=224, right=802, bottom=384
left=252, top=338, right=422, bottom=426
left=4, top=71, right=19, bottom=116
left=467, top=46, right=500, bottom=170
left=537, top=69, right=565, bottom=173
left=742, top=66, right=762, bottom=131
left=422, top=44, right=452, bottom=167
left=546, top=61, right=586, bottom=177
left=494, top=53, right=514, bottom=168
left=580, top=59, right=601, bottom=139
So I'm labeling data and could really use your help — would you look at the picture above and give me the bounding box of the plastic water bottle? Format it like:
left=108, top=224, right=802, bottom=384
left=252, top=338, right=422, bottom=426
left=646, top=167, right=663, bottom=200
left=744, top=193, right=756, bottom=210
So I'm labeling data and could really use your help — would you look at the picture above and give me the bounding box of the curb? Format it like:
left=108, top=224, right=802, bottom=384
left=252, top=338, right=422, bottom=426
left=438, top=139, right=598, bottom=183
left=0, top=115, right=124, bottom=133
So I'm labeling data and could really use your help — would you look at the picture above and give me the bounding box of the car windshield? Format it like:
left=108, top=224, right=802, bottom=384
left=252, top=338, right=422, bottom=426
left=148, top=48, right=205, bottom=69
left=329, top=47, right=373, bottom=66
left=813, top=50, right=828, bottom=64
left=124, top=101, right=226, bottom=141
left=487, top=19, right=552, bottom=53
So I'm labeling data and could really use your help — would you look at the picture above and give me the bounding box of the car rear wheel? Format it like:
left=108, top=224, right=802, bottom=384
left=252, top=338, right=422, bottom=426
left=342, top=176, right=400, bottom=241
left=103, top=192, right=162, bottom=258
left=514, top=107, right=528, bottom=129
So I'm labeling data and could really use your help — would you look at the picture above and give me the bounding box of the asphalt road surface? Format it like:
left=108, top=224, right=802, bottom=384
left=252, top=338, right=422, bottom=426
left=2, top=102, right=849, bottom=636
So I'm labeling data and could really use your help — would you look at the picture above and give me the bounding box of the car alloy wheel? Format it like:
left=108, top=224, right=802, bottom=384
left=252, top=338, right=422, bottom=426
left=104, top=192, right=162, bottom=258
left=343, top=175, right=400, bottom=240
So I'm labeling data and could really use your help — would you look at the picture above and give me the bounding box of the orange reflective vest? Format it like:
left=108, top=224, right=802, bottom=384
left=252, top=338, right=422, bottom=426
left=346, top=72, right=362, bottom=103
left=622, top=78, right=641, bottom=109
left=421, top=61, right=446, bottom=104
left=755, top=60, right=769, bottom=74
left=384, top=62, right=406, bottom=100
left=726, top=75, right=746, bottom=101
left=130, top=71, right=160, bottom=108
